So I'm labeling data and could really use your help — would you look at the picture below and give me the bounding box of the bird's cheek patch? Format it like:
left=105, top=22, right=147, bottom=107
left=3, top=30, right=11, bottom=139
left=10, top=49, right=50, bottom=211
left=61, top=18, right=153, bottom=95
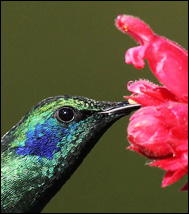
left=15, top=121, right=65, bottom=160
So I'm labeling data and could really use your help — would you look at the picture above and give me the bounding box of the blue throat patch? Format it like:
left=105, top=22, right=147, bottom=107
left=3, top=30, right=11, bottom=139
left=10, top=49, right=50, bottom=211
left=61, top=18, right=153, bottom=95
left=15, top=118, right=70, bottom=159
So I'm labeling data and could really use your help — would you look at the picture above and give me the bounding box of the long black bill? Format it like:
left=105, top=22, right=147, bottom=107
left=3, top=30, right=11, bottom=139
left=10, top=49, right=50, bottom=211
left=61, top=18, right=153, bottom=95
left=99, top=101, right=141, bottom=116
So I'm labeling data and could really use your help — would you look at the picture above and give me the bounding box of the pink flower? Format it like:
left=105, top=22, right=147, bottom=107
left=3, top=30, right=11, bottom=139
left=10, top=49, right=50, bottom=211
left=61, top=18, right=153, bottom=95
left=115, top=15, right=188, bottom=190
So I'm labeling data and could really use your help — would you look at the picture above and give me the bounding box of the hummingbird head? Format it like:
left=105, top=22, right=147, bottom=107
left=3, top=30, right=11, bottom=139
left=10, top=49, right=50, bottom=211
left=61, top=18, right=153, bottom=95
left=1, top=95, right=140, bottom=213
left=3, top=95, right=140, bottom=161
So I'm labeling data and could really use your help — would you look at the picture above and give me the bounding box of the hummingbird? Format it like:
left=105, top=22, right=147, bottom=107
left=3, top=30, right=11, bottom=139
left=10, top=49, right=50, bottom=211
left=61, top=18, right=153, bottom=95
left=1, top=95, right=140, bottom=213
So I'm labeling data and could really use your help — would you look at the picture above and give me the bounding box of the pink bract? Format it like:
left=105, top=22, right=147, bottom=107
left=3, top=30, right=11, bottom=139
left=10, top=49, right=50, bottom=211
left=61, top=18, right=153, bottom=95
left=115, top=15, right=188, bottom=190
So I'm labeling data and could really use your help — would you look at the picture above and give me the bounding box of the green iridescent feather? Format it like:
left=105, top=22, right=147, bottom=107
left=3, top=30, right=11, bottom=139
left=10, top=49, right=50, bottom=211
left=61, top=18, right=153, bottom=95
left=1, top=95, right=140, bottom=213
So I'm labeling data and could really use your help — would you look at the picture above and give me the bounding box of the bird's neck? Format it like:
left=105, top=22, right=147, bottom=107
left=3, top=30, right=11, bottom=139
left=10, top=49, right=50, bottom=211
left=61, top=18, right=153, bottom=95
left=1, top=120, right=113, bottom=213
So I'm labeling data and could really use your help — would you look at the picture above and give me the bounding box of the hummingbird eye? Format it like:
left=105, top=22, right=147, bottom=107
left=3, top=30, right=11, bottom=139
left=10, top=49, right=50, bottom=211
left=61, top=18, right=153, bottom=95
left=56, top=107, right=74, bottom=123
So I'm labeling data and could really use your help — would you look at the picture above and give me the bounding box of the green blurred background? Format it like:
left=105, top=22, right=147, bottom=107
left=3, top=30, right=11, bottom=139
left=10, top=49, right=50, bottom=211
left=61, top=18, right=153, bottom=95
left=2, top=1, right=188, bottom=213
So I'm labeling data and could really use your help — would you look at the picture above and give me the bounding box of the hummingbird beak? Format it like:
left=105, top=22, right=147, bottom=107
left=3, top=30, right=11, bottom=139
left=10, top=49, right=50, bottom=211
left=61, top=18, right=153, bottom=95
left=99, top=101, right=141, bottom=116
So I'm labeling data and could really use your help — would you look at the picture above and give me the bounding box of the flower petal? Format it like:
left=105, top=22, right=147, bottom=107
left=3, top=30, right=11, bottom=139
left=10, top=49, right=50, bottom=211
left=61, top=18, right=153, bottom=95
left=180, top=182, right=188, bottom=191
left=127, top=102, right=188, bottom=159
left=162, top=170, right=186, bottom=187
left=115, top=15, right=188, bottom=103
left=115, top=15, right=154, bottom=45
left=125, top=80, right=180, bottom=106
left=149, top=151, right=188, bottom=171
left=145, top=37, right=188, bottom=103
